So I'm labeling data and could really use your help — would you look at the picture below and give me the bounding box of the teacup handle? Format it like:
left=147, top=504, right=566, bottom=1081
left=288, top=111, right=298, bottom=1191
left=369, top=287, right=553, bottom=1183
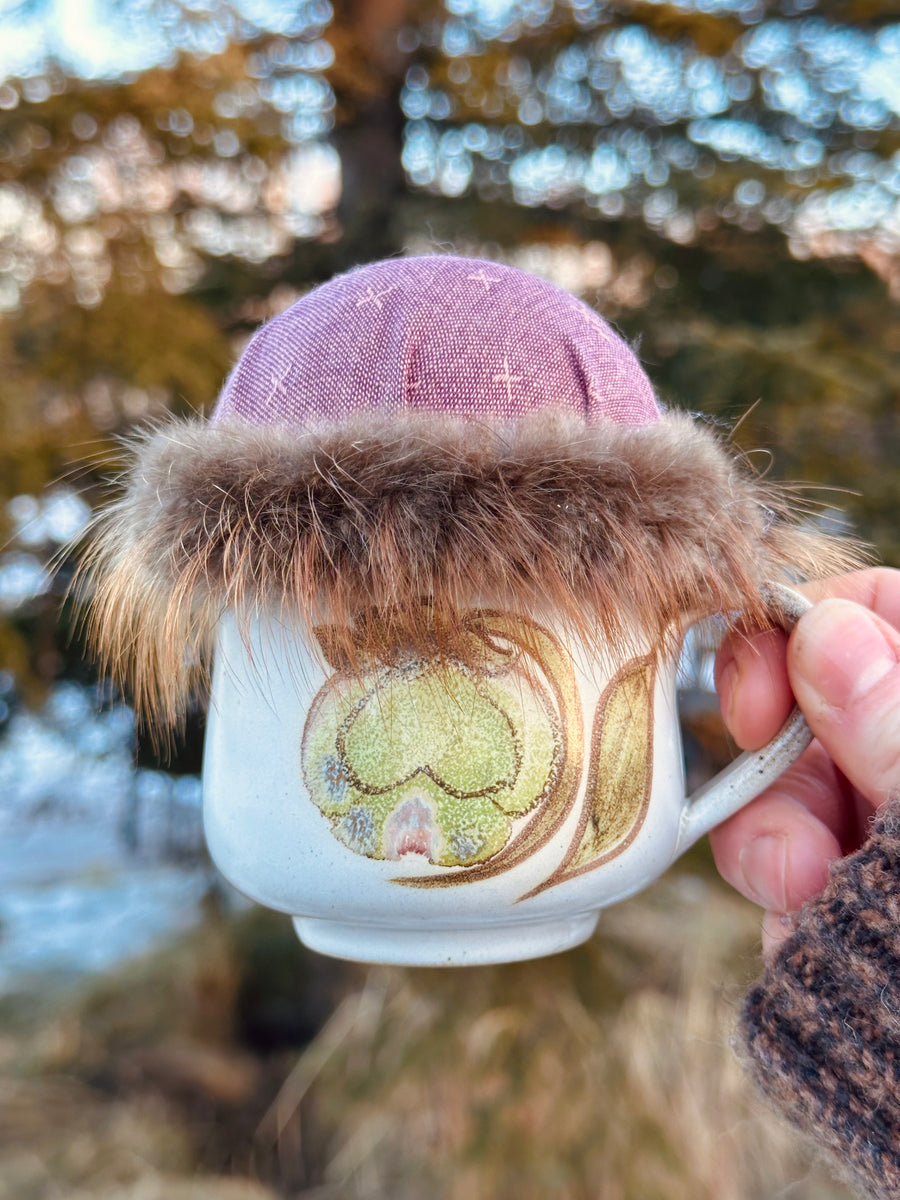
left=675, top=581, right=814, bottom=856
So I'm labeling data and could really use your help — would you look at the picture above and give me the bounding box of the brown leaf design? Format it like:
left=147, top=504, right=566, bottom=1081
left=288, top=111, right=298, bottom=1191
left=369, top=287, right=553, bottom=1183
left=520, top=655, right=655, bottom=900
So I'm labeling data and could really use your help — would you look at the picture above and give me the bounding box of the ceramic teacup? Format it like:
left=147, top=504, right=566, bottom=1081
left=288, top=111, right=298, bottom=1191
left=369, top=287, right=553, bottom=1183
left=202, top=582, right=811, bottom=967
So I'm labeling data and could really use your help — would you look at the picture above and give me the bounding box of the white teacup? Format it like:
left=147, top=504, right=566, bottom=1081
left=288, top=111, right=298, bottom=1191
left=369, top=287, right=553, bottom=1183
left=202, top=582, right=811, bottom=967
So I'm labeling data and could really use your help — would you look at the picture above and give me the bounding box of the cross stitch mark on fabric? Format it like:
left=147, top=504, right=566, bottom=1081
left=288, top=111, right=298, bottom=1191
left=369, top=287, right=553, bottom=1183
left=264, top=364, right=293, bottom=408
left=356, top=285, right=394, bottom=310
left=492, top=355, right=524, bottom=404
left=468, top=268, right=501, bottom=292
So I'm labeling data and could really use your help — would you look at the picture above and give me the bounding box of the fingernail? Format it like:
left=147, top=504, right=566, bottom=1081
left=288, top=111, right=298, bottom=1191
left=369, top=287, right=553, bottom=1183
left=761, top=911, right=795, bottom=960
left=716, top=630, right=778, bottom=724
left=716, top=647, right=739, bottom=729
left=792, top=600, right=899, bottom=709
left=738, top=834, right=788, bottom=911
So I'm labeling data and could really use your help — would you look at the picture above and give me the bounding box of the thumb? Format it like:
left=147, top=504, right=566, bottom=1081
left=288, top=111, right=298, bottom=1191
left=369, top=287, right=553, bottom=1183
left=788, top=598, right=900, bottom=808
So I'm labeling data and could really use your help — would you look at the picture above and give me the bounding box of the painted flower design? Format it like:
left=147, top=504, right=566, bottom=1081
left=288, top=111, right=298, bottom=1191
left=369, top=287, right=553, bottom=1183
left=302, top=610, right=656, bottom=891
left=301, top=614, right=568, bottom=869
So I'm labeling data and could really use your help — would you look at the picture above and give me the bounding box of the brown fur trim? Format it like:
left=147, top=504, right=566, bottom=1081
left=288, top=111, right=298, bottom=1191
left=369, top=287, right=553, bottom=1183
left=76, top=409, right=866, bottom=729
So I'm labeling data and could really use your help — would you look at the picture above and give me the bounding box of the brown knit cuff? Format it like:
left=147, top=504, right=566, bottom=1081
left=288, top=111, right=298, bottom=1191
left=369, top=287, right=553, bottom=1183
left=741, top=797, right=900, bottom=1199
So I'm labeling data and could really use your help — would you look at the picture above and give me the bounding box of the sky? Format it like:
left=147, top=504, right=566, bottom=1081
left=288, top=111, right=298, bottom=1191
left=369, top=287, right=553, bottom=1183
left=0, top=0, right=174, bottom=79
left=0, top=0, right=315, bottom=81
left=2, top=0, right=899, bottom=122
left=3, top=0, right=899, bottom=112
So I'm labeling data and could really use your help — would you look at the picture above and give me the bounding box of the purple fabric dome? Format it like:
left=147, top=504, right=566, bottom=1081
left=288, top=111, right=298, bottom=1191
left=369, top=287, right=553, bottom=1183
left=212, top=256, right=660, bottom=428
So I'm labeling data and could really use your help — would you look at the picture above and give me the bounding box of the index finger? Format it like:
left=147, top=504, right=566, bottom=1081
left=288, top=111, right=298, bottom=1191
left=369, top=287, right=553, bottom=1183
left=716, top=568, right=900, bottom=751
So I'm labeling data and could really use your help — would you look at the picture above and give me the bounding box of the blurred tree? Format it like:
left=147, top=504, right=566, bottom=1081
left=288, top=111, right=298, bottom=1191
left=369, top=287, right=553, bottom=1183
left=0, top=0, right=898, bottom=703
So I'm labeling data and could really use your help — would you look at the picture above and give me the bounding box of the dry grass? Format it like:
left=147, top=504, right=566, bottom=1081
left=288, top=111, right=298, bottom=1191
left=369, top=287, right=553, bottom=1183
left=0, top=858, right=853, bottom=1200
left=278, top=865, right=850, bottom=1200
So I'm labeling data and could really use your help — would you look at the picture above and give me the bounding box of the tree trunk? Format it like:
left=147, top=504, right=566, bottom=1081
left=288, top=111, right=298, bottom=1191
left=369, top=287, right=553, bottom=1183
left=326, top=0, right=415, bottom=264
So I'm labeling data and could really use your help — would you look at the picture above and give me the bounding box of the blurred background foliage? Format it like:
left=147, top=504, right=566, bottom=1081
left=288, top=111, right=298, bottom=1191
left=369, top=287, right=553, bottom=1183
left=0, top=0, right=899, bottom=701
left=0, top=2, right=898, bottom=1196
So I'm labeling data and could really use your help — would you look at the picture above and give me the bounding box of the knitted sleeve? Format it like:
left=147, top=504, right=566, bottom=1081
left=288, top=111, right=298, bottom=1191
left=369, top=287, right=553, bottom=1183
left=741, top=797, right=900, bottom=1199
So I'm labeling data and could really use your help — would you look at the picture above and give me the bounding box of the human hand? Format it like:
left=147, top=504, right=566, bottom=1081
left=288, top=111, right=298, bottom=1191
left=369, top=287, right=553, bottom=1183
left=709, top=567, right=900, bottom=955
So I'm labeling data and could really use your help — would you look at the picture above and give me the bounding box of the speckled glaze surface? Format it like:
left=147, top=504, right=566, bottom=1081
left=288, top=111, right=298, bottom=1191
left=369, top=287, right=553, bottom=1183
left=202, top=585, right=811, bottom=966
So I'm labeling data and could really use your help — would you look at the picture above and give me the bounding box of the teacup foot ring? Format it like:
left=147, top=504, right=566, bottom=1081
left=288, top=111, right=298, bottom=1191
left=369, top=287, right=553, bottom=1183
left=292, top=912, right=600, bottom=967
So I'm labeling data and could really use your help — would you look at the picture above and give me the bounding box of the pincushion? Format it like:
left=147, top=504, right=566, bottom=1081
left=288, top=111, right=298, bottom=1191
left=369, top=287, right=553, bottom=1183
left=80, top=255, right=856, bottom=727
